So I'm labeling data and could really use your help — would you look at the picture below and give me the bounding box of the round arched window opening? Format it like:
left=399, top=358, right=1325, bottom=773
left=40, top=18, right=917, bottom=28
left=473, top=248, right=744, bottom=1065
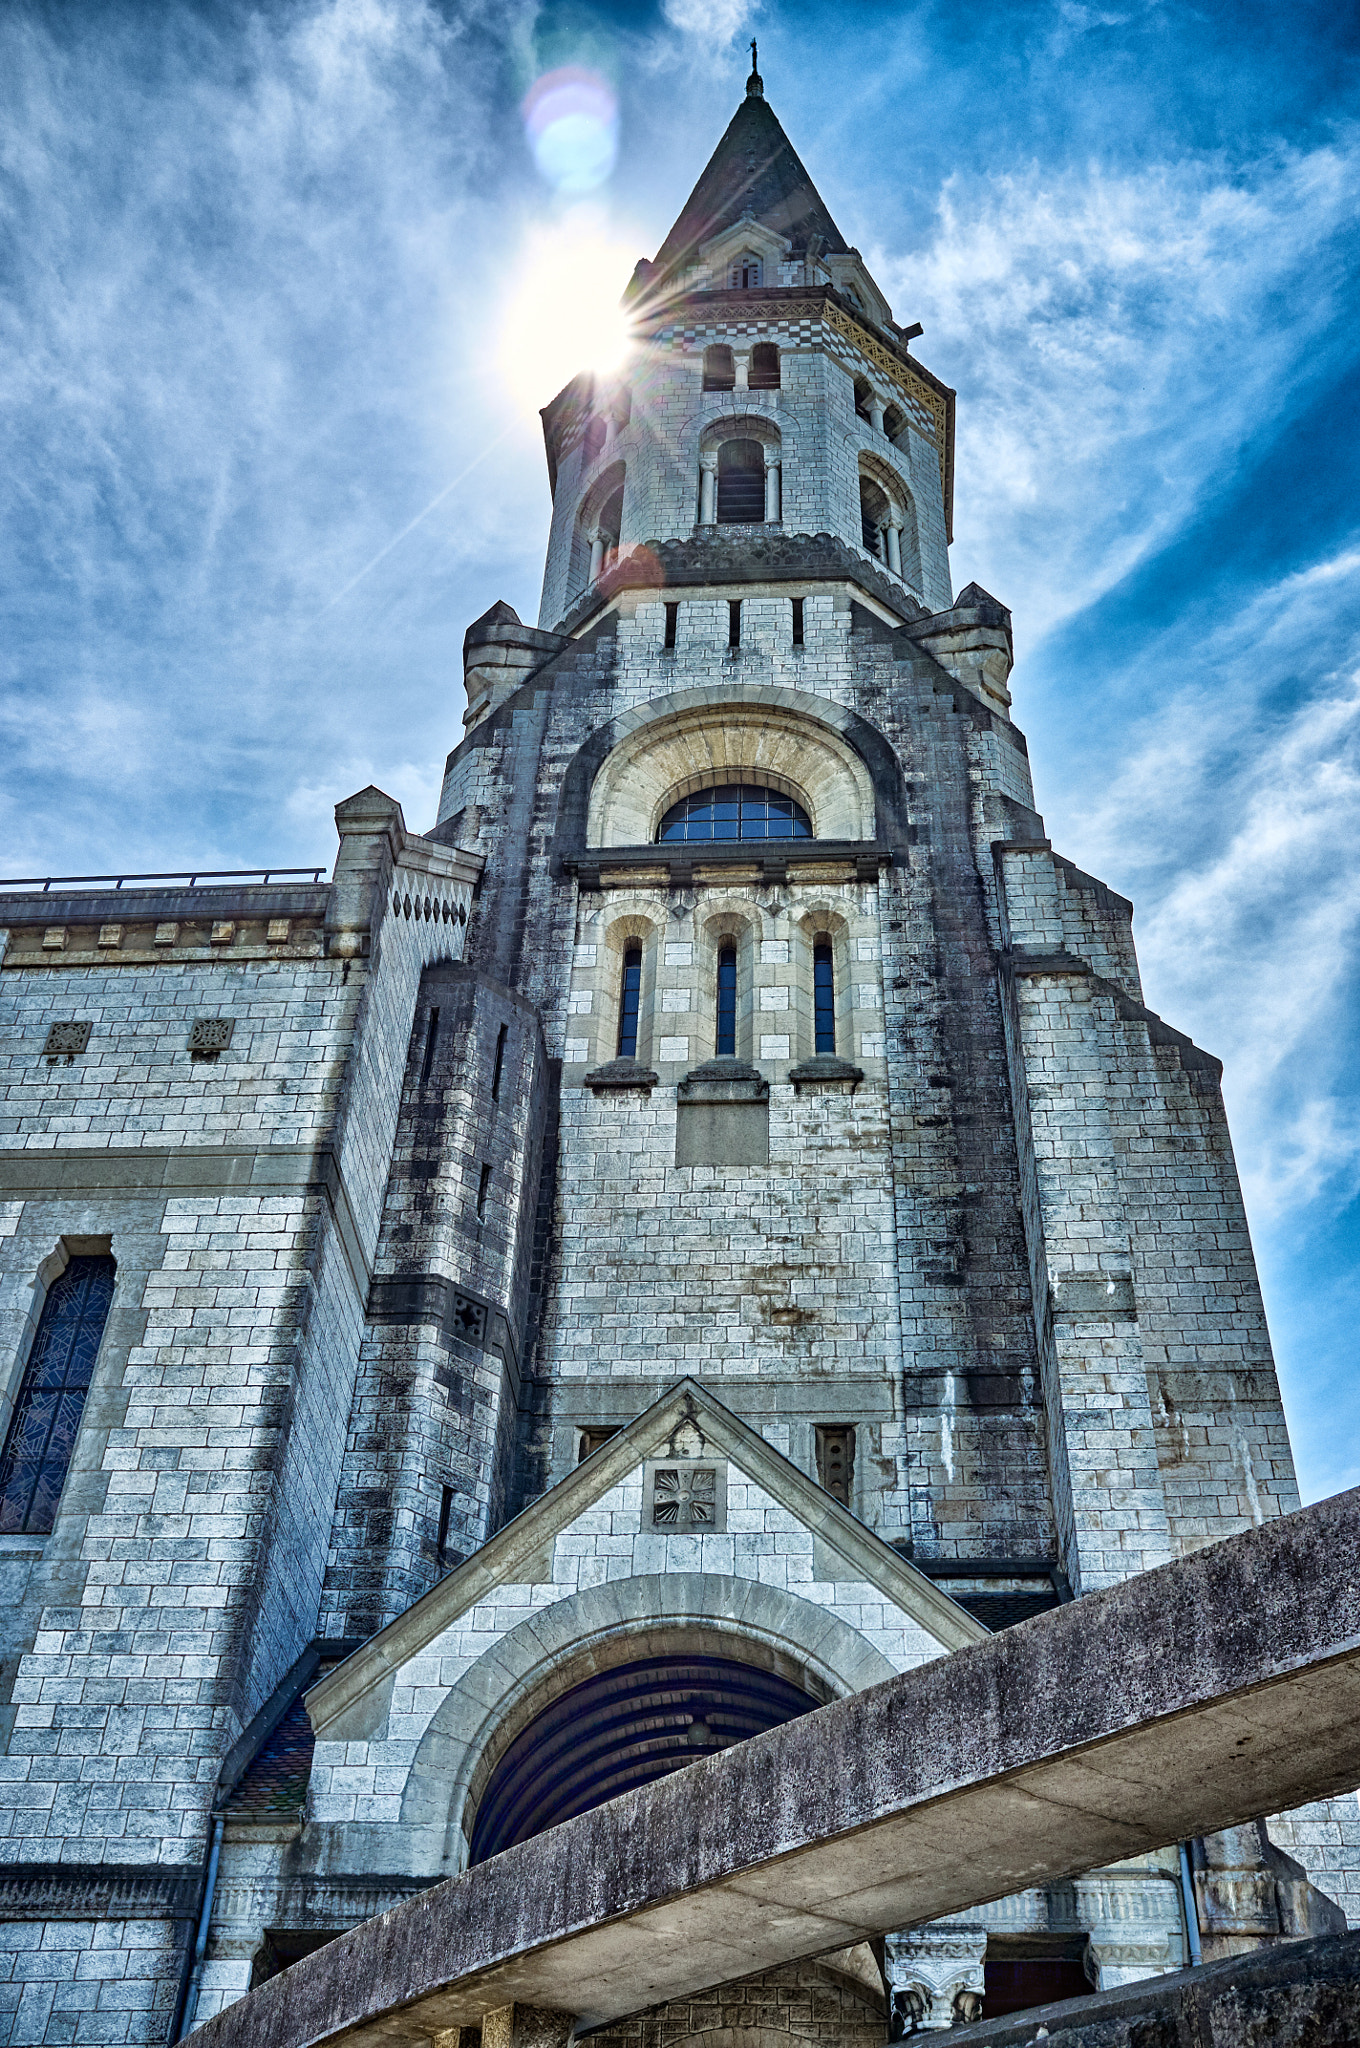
left=658, top=784, right=812, bottom=843
left=467, top=1651, right=820, bottom=1864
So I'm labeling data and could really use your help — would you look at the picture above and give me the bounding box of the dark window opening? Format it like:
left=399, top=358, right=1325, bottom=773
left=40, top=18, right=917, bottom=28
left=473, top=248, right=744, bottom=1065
left=702, top=344, right=735, bottom=392
left=983, top=1952, right=1091, bottom=2018
left=791, top=597, right=804, bottom=646
left=419, top=1007, right=440, bottom=1088
left=437, top=1483, right=457, bottom=1564
left=728, top=252, right=763, bottom=289
left=883, top=402, right=906, bottom=442
left=716, top=438, right=765, bottom=523
left=853, top=375, right=874, bottom=421
left=716, top=943, right=737, bottom=1058
left=597, top=481, right=624, bottom=567
left=476, top=1163, right=491, bottom=1221
left=860, top=473, right=890, bottom=557
left=617, top=943, right=642, bottom=1059
left=582, top=415, right=607, bottom=461
left=612, top=388, right=632, bottom=430
left=250, top=1929, right=342, bottom=1992
left=748, top=341, right=780, bottom=389
left=578, top=1426, right=620, bottom=1462
left=813, top=943, right=836, bottom=1054
left=664, top=601, right=678, bottom=650
left=658, top=785, right=812, bottom=843
left=728, top=599, right=742, bottom=648
left=0, top=1254, right=115, bottom=1536
left=491, top=1023, right=508, bottom=1102
left=815, top=1425, right=855, bottom=1507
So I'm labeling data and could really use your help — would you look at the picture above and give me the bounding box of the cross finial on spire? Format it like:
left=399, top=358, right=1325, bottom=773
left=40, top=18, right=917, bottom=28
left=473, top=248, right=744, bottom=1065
left=746, top=40, right=763, bottom=97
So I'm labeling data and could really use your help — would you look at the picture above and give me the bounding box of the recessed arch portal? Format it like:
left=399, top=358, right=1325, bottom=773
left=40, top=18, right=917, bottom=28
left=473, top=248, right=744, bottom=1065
left=585, top=697, right=877, bottom=848
left=467, top=1650, right=818, bottom=1863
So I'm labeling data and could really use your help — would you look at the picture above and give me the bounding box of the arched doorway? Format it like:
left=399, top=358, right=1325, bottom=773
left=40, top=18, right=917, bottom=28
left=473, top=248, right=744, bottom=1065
left=467, top=1651, right=819, bottom=1864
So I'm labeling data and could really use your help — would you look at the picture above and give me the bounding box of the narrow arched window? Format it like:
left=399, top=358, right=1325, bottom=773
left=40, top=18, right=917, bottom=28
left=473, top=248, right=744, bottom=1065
left=716, top=944, right=737, bottom=1057
left=702, top=345, right=735, bottom=393
left=583, top=415, right=607, bottom=462
left=0, top=1254, right=115, bottom=1535
left=814, top=943, right=836, bottom=1055
left=717, top=439, right=765, bottom=524
left=612, top=388, right=632, bottom=430
left=617, top=944, right=642, bottom=1059
left=728, top=252, right=762, bottom=289
left=748, top=342, right=780, bottom=390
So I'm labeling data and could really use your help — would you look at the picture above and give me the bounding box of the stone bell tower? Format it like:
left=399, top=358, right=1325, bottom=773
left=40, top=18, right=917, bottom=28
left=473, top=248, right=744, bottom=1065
left=13, top=57, right=1340, bottom=2043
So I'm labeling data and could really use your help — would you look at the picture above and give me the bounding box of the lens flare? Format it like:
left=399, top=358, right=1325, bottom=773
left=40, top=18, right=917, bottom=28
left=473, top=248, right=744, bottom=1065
left=522, top=67, right=618, bottom=195
left=497, top=212, right=637, bottom=408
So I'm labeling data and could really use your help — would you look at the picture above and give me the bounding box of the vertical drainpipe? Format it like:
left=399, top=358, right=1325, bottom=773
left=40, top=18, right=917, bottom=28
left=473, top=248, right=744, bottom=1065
left=1178, top=1840, right=1203, bottom=1969
left=176, top=1813, right=225, bottom=2039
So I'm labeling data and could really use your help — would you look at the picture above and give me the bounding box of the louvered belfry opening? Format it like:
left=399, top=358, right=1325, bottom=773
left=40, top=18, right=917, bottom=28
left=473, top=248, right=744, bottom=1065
left=467, top=1652, right=819, bottom=1864
left=716, top=439, right=766, bottom=522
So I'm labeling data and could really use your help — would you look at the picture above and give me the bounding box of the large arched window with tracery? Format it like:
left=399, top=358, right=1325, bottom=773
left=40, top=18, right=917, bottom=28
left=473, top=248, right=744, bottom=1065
left=0, top=1254, right=115, bottom=1535
left=658, top=785, right=812, bottom=842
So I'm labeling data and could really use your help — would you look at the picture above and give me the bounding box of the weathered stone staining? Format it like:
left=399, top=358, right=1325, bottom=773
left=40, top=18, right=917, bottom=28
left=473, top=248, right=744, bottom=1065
left=0, top=62, right=1354, bottom=2048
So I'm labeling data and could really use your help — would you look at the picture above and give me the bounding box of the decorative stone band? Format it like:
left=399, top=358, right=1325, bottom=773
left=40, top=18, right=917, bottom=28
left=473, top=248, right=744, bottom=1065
left=366, top=1274, right=513, bottom=1371
left=562, top=840, right=892, bottom=893
left=0, top=1862, right=203, bottom=1924
left=554, top=530, right=931, bottom=639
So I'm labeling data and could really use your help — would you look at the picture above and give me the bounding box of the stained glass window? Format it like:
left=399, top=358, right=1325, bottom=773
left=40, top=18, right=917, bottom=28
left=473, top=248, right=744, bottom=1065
left=617, top=943, right=642, bottom=1059
left=814, top=942, right=836, bottom=1054
left=657, top=785, right=812, bottom=843
left=716, top=944, right=738, bottom=1057
left=0, top=1255, right=115, bottom=1536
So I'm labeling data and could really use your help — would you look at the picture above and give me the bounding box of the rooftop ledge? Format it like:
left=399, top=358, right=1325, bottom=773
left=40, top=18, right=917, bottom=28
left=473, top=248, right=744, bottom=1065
left=560, top=840, right=892, bottom=890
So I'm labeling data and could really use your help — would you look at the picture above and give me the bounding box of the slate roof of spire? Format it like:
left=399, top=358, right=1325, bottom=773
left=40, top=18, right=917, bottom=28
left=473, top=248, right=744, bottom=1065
left=651, top=88, right=850, bottom=279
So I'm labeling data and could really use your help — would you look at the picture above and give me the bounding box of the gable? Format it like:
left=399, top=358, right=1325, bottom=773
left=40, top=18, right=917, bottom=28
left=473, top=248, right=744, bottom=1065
left=307, top=1379, right=986, bottom=1739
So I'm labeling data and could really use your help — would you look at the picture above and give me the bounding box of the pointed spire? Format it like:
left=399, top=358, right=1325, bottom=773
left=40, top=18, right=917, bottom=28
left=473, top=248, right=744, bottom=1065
left=650, top=82, right=848, bottom=282
left=746, top=40, right=763, bottom=97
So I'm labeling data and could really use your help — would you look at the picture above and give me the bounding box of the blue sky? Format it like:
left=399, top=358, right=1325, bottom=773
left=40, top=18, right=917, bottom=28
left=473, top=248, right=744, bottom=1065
left=3, top=0, right=1359, bottom=1501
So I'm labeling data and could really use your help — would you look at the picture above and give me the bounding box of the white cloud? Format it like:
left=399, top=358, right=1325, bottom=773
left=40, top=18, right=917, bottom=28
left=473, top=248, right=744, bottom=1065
left=878, top=139, right=1359, bottom=643
left=661, top=0, right=755, bottom=44
left=1051, top=548, right=1360, bottom=1223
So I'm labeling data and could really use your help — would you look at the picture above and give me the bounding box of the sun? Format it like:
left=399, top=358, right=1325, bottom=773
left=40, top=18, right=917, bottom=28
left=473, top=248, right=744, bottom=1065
left=497, top=211, right=638, bottom=410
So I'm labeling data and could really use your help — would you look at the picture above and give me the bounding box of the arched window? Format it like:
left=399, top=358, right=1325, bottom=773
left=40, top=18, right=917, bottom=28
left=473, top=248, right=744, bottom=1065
left=748, top=342, right=780, bottom=390
left=467, top=1652, right=818, bottom=1863
left=716, top=943, right=737, bottom=1057
left=813, top=942, right=836, bottom=1054
left=598, top=482, right=623, bottom=558
left=616, top=943, right=642, bottom=1059
left=728, top=252, right=763, bottom=289
left=611, top=388, right=632, bottom=430
left=582, top=415, right=607, bottom=462
left=702, top=345, right=735, bottom=392
left=717, top=439, right=765, bottom=524
left=658, top=785, right=812, bottom=843
left=0, top=1254, right=115, bottom=1535
left=860, top=473, right=890, bottom=557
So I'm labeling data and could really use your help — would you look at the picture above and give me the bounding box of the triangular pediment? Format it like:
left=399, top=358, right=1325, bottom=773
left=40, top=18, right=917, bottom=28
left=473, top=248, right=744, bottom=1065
left=651, top=91, right=850, bottom=283
left=308, top=1380, right=985, bottom=1735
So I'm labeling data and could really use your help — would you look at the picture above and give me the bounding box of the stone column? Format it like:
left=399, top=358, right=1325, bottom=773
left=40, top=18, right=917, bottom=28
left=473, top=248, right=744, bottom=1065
left=699, top=451, right=718, bottom=525
left=763, top=446, right=781, bottom=523
left=734, top=348, right=750, bottom=389
left=885, top=513, right=903, bottom=575
left=438, top=2011, right=576, bottom=2048
left=868, top=392, right=886, bottom=434
left=884, top=1926, right=986, bottom=2033
left=588, top=531, right=604, bottom=582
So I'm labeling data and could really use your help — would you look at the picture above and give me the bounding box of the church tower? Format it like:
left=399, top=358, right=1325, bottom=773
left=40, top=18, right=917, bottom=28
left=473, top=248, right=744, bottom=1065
left=0, top=63, right=1354, bottom=2044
